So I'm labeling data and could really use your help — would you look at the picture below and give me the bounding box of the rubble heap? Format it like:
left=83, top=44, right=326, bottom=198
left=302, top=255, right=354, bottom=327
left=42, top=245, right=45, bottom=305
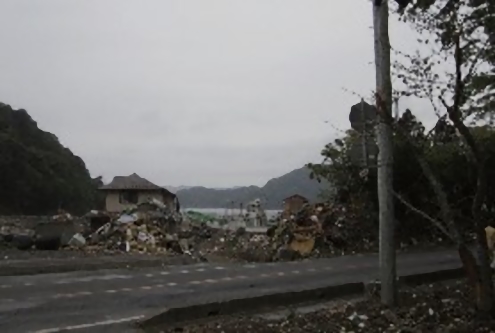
left=0, top=199, right=190, bottom=255
left=84, top=198, right=185, bottom=254
left=264, top=202, right=379, bottom=260
left=0, top=199, right=449, bottom=262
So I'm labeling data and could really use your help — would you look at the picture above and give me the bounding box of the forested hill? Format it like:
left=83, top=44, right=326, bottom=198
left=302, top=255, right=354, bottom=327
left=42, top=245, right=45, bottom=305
left=175, top=167, right=329, bottom=209
left=0, top=103, right=101, bottom=215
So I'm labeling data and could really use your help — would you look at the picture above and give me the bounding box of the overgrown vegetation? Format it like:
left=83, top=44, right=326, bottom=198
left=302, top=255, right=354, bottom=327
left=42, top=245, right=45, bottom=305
left=0, top=103, right=104, bottom=215
left=310, top=0, right=495, bottom=314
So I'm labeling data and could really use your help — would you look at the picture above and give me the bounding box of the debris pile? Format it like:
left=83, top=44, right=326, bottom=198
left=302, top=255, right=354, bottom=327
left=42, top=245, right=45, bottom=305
left=0, top=223, right=35, bottom=251
left=243, top=198, right=268, bottom=227
left=51, top=210, right=74, bottom=223
left=265, top=202, right=378, bottom=260
left=0, top=199, right=189, bottom=255
left=0, top=198, right=448, bottom=262
left=85, top=198, right=184, bottom=254
left=197, top=229, right=274, bottom=262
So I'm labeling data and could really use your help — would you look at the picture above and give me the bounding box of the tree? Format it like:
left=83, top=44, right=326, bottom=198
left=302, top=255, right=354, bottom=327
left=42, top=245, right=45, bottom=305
left=0, top=103, right=101, bottom=215
left=393, top=0, right=495, bottom=313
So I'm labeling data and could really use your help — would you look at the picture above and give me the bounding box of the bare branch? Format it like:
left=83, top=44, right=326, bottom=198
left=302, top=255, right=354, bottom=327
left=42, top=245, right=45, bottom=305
left=393, top=191, right=453, bottom=241
left=463, top=39, right=489, bottom=85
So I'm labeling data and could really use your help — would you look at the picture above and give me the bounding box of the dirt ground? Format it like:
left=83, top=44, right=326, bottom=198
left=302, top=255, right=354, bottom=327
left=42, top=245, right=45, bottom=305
left=154, top=279, right=495, bottom=333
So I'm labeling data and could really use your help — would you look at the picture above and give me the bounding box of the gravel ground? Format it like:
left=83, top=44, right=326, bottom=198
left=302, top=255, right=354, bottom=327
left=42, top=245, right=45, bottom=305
left=153, top=279, right=495, bottom=333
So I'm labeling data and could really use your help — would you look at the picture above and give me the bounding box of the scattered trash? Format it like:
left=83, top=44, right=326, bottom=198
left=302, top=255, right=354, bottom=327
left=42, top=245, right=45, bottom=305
left=68, top=233, right=86, bottom=247
left=117, top=214, right=138, bottom=224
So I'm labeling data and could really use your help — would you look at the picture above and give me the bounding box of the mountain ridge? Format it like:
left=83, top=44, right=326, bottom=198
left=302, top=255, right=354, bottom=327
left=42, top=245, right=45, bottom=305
left=174, top=167, right=329, bottom=209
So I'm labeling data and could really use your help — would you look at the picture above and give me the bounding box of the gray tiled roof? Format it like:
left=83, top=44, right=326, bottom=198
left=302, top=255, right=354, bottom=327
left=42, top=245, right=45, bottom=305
left=99, top=173, right=171, bottom=194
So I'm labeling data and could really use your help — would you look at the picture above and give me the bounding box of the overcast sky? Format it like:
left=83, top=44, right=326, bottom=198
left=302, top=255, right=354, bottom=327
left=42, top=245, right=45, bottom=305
left=0, top=0, right=438, bottom=187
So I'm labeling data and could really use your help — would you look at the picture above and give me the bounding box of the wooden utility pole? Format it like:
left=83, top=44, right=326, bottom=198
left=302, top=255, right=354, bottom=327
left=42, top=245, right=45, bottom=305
left=372, top=0, right=397, bottom=306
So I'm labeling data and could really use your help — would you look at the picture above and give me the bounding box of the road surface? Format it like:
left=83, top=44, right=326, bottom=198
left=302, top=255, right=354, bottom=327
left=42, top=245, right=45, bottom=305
left=0, top=249, right=461, bottom=333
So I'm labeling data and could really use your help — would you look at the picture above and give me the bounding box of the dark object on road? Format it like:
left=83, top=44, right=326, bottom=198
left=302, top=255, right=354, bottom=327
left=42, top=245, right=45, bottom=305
left=34, top=235, right=61, bottom=251
left=2, top=234, right=13, bottom=243
left=12, top=235, right=34, bottom=250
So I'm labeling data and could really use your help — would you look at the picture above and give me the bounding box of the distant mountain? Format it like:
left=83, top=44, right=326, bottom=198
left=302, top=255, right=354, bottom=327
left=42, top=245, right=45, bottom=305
left=164, top=186, right=194, bottom=193
left=164, top=185, right=239, bottom=193
left=175, top=167, right=330, bottom=209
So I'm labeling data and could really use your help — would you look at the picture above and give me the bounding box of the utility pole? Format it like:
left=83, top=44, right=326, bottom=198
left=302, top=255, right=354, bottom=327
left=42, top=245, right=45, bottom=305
left=372, top=0, right=397, bottom=306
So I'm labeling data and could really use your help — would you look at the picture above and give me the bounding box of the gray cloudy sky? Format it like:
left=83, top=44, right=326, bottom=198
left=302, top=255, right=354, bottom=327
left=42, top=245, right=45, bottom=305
left=0, top=0, right=437, bottom=188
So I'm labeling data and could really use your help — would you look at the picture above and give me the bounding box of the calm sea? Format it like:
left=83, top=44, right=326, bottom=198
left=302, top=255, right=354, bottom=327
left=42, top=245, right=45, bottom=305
left=183, top=208, right=281, bottom=219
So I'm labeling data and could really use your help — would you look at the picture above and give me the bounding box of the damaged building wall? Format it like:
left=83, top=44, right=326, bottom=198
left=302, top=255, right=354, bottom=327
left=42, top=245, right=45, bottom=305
left=105, top=190, right=175, bottom=213
left=282, top=195, right=309, bottom=217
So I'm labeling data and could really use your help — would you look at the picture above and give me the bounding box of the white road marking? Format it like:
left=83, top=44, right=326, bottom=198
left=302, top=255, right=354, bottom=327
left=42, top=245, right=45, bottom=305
left=54, top=274, right=132, bottom=284
left=215, top=266, right=225, bottom=270
left=154, top=284, right=164, bottom=288
left=160, top=271, right=170, bottom=276
left=243, top=264, right=257, bottom=269
left=51, top=293, right=75, bottom=299
left=24, top=282, right=34, bottom=286
left=76, top=291, right=92, bottom=296
left=167, top=282, right=177, bottom=286
left=145, top=274, right=154, bottom=278
left=260, top=273, right=269, bottom=278
left=189, top=281, right=201, bottom=285
left=31, top=315, right=145, bottom=333
left=205, top=279, right=217, bottom=283
left=0, top=285, right=12, bottom=289
left=105, top=290, right=117, bottom=294
left=196, top=268, right=205, bottom=272
left=180, top=270, right=190, bottom=274
left=277, top=272, right=285, bottom=276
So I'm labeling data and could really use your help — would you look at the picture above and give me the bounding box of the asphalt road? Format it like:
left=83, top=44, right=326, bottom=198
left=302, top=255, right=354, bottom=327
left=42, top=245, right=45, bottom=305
left=0, top=249, right=461, bottom=333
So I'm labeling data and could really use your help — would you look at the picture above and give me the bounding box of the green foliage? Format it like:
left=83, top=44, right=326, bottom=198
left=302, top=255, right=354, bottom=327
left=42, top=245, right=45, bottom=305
left=308, top=112, right=495, bottom=241
left=395, top=0, right=495, bottom=120
left=0, top=103, right=101, bottom=215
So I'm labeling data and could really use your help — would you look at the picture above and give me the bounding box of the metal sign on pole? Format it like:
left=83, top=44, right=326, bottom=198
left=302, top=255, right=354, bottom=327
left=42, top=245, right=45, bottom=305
left=349, top=99, right=378, bottom=167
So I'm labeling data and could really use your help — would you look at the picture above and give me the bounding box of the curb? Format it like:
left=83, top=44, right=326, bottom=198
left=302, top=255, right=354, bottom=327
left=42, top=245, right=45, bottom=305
left=139, top=266, right=465, bottom=330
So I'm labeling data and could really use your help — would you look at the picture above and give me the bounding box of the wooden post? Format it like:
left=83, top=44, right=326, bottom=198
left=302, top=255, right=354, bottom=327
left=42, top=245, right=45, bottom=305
left=372, top=0, right=397, bottom=306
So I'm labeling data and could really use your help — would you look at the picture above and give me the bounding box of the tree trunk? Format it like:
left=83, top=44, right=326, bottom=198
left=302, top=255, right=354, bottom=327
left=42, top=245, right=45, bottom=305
left=372, top=0, right=397, bottom=306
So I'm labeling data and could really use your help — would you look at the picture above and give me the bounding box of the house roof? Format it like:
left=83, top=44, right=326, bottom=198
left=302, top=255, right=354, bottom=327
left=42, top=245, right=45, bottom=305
left=283, top=194, right=309, bottom=202
left=99, top=173, right=174, bottom=196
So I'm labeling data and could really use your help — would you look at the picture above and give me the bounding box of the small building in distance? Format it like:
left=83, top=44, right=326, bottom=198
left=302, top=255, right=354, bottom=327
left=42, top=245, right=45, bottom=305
left=99, top=173, right=177, bottom=213
left=282, top=194, right=309, bottom=217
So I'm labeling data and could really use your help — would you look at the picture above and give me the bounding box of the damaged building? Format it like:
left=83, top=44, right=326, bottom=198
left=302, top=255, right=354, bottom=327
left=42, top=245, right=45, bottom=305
left=99, top=173, right=178, bottom=213
left=282, top=194, right=309, bottom=217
